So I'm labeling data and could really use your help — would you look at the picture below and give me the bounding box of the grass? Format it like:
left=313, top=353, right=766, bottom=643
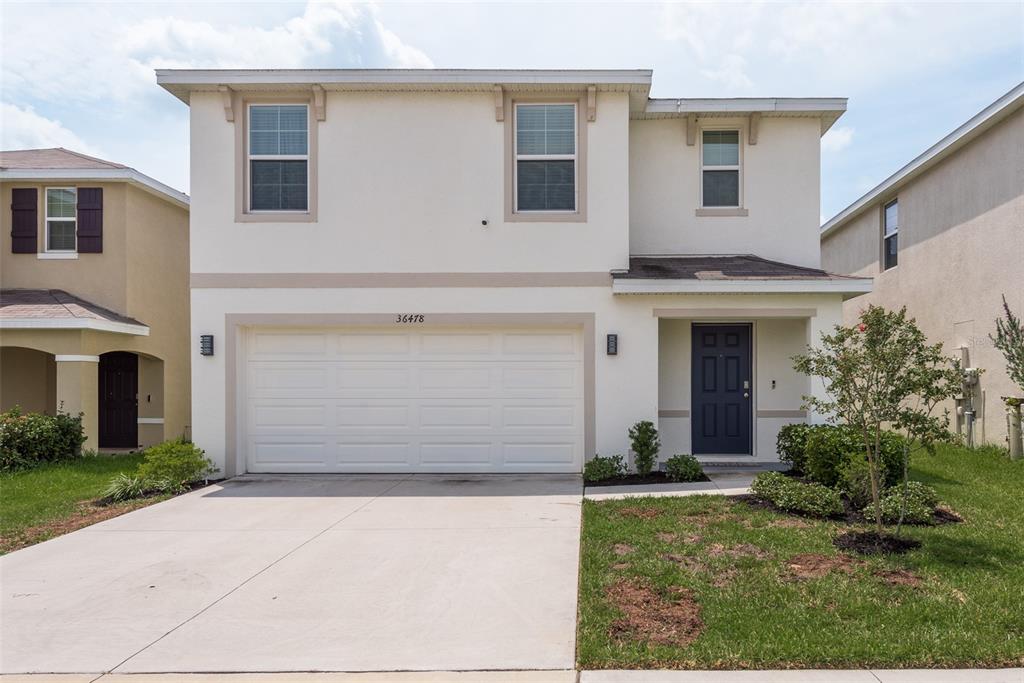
left=578, top=443, right=1024, bottom=669
left=0, top=453, right=167, bottom=554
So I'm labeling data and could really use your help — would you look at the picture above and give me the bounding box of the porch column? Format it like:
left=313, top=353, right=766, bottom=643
left=55, top=355, right=100, bottom=449
left=806, top=304, right=843, bottom=424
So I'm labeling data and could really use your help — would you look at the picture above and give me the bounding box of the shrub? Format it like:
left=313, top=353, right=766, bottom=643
left=102, top=473, right=150, bottom=502
left=0, top=407, right=85, bottom=471
left=838, top=455, right=875, bottom=509
left=665, top=454, right=703, bottom=482
left=864, top=482, right=939, bottom=525
left=136, top=439, right=216, bottom=494
left=804, top=425, right=907, bottom=489
left=583, top=454, right=626, bottom=483
left=751, top=471, right=843, bottom=518
left=776, top=423, right=815, bottom=473
left=628, top=421, right=660, bottom=476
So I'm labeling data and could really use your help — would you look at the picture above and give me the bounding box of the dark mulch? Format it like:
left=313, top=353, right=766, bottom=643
left=833, top=530, right=922, bottom=556
left=588, top=471, right=710, bottom=487
left=606, top=577, right=704, bottom=647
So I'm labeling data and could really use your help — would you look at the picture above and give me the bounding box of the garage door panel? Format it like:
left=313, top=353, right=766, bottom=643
left=244, top=326, right=583, bottom=473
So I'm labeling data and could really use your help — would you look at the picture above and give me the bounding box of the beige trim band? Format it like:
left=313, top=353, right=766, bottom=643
left=653, top=308, right=816, bottom=319
left=695, top=208, right=750, bottom=217
left=222, top=312, right=596, bottom=478
left=192, top=272, right=612, bottom=289
left=658, top=409, right=690, bottom=418
left=756, top=410, right=807, bottom=418
left=55, top=355, right=100, bottom=363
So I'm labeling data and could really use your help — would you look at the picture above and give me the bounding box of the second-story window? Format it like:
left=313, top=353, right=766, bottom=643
left=45, top=187, right=77, bottom=252
left=883, top=199, right=898, bottom=270
left=514, top=103, right=577, bottom=212
left=249, top=104, right=309, bottom=212
left=701, top=130, right=741, bottom=208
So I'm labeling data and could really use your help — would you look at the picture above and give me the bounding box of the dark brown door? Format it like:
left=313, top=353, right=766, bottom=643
left=99, top=352, right=138, bottom=448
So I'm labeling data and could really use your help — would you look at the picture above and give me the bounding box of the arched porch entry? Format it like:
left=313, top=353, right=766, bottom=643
left=98, top=351, right=166, bottom=449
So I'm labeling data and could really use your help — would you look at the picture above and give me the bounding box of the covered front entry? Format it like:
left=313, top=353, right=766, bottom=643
left=691, top=324, right=752, bottom=455
left=243, top=326, right=585, bottom=473
left=99, top=351, right=139, bottom=448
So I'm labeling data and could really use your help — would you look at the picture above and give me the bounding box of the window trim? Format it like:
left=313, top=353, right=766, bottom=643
left=234, top=93, right=319, bottom=223
left=44, top=186, right=77, bottom=254
left=246, top=102, right=310, bottom=215
left=882, top=198, right=899, bottom=271
left=512, top=101, right=578, bottom=215
left=698, top=127, right=744, bottom=210
left=504, top=93, right=588, bottom=223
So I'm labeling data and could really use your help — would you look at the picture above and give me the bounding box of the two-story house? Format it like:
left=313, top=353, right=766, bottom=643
left=0, top=148, right=191, bottom=450
left=821, top=82, right=1024, bottom=446
left=157, top=68, right=870, bottom=477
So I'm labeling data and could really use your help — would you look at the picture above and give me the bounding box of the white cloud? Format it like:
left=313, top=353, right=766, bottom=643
left=700, top=54, right=753, bottom=89
left=821, top=126, right=854, bottom=154
left=0, top=104, right=101, bottom=155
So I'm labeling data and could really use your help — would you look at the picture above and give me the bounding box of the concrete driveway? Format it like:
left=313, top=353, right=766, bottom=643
left=0, top=474, right=582, bottom=675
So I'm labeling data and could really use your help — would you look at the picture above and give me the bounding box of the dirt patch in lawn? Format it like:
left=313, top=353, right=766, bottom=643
left=873, top=568, right=923, bottom=587
left=656, top=532, right=678, bottom=542
left=0, top=498, right=161, bottom=554
left=613, top=543, right=636, bottom=556
left=767, top=517, right=813, bottom=529
left=606, top=577, right=704, bottom=647
left=834, top=531, right=922, bottom=556
left=618, top=506, right=663, bottom=520
left=663, top=553, right=710, bottom=574
left=708, top=542, right=770, bottom=560
left=784, top=553, right=864, bottom=580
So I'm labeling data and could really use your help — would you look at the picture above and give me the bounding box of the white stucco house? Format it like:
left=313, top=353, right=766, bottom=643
left=157, top=68, right=871, bottom=477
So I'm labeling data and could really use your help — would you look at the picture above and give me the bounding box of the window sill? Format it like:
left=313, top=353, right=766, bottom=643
left=38, top=252, right=79, bottom=260
left=695, top=208, right=749, bottom=217
left=506, top=211, right=587, bottom=224
left=236, top=212, right=316, bottom=224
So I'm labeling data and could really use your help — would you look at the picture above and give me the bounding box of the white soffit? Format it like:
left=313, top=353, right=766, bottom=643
left=0, top=168, right=189, bottom=209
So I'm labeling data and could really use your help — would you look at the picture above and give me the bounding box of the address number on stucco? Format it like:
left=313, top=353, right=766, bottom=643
left=395, top=314, right=425, bottom=323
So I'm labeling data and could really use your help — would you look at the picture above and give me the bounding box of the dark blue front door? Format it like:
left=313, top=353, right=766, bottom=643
left=691, top=324, right=752, bottom=454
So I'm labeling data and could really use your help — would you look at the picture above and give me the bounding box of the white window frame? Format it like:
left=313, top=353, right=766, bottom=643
left=513, top=102, right=578, bottom=214
left=882, top=198, right=899, bottom=270
left=44, top=186, right=77, bottom=254
left=247, top=103, right=310, bottom=214
left=699, top=128, right=743, bottom=209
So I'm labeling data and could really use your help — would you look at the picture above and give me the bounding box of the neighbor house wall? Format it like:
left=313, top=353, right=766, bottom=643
left=821, top=105, right=1024, bottom=445
left=629, top=117, right=823, bottom=268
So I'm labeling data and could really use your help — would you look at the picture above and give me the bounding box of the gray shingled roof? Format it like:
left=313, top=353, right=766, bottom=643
left=0, top=148, right=127, bottom=170
left=613, top=255, right=859, bottom=280
left=0, top=289, right=145, bottom=327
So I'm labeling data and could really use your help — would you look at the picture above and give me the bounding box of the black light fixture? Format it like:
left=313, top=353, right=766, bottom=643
left=199, top=334, right=215, bottom=356
left=606, top=333, right=618, bottom=356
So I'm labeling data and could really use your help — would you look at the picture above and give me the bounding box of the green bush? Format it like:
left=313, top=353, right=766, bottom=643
left=804, top=425, right=907, bottom=489
left=136, top=439, right=216, bottom=494
left=102, top=473, right=150, bottom=502
left=665, top=454, right=704, bottom=482
left=750, top=471, right=843, bottom=518
left=583, top=454, right=626, bottom=483
left=628, top=420, right=660, bottom=476
left=776, top=423, right=815, bottom=473
left=0, top=407, right=85, bottom=471
left=864, top=481, right=940, bottom=525
left=838, top=455, right=875, bottom=509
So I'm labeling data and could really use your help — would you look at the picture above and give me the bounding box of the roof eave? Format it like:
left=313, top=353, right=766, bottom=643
left=0, top=168, right=189, bottom=209
left=611, top=278, right=873, bottom=297
left=0, top=318, right=151, bottom=336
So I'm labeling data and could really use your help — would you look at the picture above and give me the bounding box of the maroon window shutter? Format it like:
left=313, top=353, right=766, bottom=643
left=10, top=188, right=38, bottom=253
left=77, top=187, right=103, bottom=253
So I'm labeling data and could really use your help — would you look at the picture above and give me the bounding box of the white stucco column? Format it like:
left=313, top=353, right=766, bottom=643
left=55, top=355, right=100, bottom=449
left=806, top=302, right=844, bottom=424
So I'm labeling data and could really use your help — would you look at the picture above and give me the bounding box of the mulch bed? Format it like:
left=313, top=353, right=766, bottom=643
left=588, top=471, right=711, bottom=487
left=833, top=530, right=922, bottom=556
left=0, top=498, right=159, bottom=554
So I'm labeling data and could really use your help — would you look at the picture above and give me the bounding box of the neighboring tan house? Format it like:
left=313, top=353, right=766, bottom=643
left=821, top=83, right=1024, bottom=446
left=157, top=68, right=870, bottom=477
left=0, top=148, right=191, bottom=450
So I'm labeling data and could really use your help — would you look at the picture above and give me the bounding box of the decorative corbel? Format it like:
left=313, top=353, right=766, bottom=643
left=748, top=112, right=760, bottom=145
left=494, top=86, right=505, bottom=122
left=686, top=113, right=697, bottom=146
left=312, top=84, right=326, bottom=121
left=587, top=85, right=597, bottom=122
left=219, top=86, right=235, bottom=123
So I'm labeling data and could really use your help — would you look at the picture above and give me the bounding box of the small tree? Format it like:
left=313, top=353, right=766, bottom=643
left=628, top=420, right=660, bottom=476
left=991, top=294, right=1024, bottom=394
left=793, top=305, right=961, bottom=536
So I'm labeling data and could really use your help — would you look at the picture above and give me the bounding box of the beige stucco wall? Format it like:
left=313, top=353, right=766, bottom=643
left=0, top=346, right=56, bottom=414
left=189, top=90, right=631, bottom=275
left=630, top=117, right=823, bottom=268
left=821, top=106, right=1024, bottom=445
left=0, top=181, right=190, bottom=448
left=657, top=316, right=814, bottom=461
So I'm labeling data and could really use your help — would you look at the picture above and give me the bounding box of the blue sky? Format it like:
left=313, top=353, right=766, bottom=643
left=2, top=1, right=1021, bottom=222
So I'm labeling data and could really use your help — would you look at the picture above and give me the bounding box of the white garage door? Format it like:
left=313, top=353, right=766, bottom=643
left=243, top=326, right=585, bottom=473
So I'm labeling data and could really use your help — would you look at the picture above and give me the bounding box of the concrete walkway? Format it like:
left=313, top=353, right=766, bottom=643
left=0, top=474, right=582, bottom=675
left=584, top=471, right=756, bottom=501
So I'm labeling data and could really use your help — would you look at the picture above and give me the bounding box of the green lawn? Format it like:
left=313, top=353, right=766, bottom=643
left=578, top=444, right=1024, bottom=669
left=0, top=453, right=162, bottom=554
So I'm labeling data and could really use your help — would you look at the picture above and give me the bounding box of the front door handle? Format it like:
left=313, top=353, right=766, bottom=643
left=743, top=392, right=750, bottom=398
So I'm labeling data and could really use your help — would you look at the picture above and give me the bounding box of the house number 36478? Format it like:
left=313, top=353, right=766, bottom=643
left=395, top=314, right=425, bottom=323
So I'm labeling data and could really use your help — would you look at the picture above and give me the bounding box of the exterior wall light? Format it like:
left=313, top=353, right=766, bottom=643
left=200, top=335, right=215, bottom=356
left=606, top=333, right=618, bottom=356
